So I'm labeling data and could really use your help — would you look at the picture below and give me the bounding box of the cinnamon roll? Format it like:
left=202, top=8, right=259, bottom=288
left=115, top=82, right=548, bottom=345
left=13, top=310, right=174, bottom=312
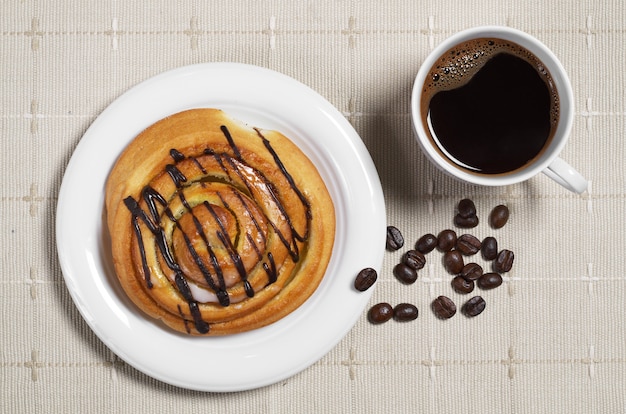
left=105, top=108, right=335, bottom=335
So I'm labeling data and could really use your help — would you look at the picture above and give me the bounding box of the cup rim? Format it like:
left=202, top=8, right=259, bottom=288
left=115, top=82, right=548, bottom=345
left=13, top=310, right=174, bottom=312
left=410, top=25, right=575, bottom=187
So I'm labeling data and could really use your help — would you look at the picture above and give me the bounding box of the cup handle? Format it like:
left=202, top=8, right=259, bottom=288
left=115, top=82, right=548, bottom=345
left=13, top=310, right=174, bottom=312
left=542, top=157, right=588, bottom=194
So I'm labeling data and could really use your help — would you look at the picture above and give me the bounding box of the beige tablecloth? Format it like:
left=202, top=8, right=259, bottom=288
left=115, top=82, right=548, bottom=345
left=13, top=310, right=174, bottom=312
left=2, top=0, right=625, bottom=412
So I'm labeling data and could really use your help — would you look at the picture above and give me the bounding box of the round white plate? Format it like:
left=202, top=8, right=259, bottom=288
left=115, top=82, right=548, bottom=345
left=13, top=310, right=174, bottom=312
left=56, top=63, right=386, bottom=392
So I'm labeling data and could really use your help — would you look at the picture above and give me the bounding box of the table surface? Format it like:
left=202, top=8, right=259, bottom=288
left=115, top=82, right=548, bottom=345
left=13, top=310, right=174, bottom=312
left=2, top=1, right=625, bottom=412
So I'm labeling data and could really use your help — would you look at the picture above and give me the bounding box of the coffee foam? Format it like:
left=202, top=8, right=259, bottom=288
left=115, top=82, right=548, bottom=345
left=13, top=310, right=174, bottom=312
left=421, top=38, right=560, bottom=129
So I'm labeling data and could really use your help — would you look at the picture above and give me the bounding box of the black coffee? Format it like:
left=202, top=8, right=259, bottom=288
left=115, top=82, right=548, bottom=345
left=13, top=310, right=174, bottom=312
left=421, top=38, right=559, bottom=174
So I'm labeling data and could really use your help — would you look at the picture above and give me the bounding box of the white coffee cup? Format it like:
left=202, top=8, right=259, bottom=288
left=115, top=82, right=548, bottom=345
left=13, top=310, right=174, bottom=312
left=411, top=26, right=588, bottom=194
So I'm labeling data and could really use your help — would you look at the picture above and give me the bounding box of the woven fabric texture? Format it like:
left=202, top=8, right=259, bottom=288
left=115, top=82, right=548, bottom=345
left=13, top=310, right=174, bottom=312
left=2, top=0, right=625, bottom=412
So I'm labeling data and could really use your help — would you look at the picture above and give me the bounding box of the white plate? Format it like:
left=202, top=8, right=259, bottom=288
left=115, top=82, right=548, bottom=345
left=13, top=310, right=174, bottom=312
left=56, top=63, right=386, bottom=392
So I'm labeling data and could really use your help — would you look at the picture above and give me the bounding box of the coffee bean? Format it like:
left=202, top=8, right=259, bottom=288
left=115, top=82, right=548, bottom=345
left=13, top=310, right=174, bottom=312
left=403, top=249, right=426, bottom=270
left=437, top=229, right=457, bottom=252
left=457, top=198, right=477, bottom=218
left=393, top=303, right=419, bottom=322
left=454, top=213, right=479, bottom=228
left=456, top=234, right=481, bottom=255
left=368, top=303, right=393, bottom=324
left=451, top=275, right=474, bottom=294
left=477, top=272, right=503, bottom=290
left=393, top=263, right=418, bottom=284
left=462, top=296, right=486, bottom=317
left=386, top=225, right=404, bottom=251
left=481, top=236, right=498, bottom=260
left=489, top=205, right=510, bottom=229
left=460, top=262, right=483, bottom=281
left=432, top=296, right=456, bottom=319
left=494, top=249, right=514, bottom=273
left=416, top=233, right=438, bottom=254
left=354, top=267, right=377, bottom=292
left=443, top=250, right=464, bottom=274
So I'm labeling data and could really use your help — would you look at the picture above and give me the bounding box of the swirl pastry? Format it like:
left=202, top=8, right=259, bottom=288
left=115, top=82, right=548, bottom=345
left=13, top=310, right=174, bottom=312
left=105, top=108, right=335, bottom=335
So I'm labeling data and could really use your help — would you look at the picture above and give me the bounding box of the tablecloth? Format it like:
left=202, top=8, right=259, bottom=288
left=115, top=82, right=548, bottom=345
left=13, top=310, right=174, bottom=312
left=2, top=0, right=625, bottom=412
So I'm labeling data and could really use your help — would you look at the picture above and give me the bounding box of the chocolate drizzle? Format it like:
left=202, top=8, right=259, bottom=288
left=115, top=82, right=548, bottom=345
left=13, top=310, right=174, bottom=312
left=122, top=124, right=311, bottom=334
left=177, top=216, right=229, bottom=306
left=169, top=148, right=185, bottom=162
left=174, top=272, right=210, bottom=334
left=165, top=164, right=187, bottom=188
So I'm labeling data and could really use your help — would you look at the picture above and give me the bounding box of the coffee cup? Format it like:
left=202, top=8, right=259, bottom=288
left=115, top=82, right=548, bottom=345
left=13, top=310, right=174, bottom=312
left=411, top=26, right=587, bottom=194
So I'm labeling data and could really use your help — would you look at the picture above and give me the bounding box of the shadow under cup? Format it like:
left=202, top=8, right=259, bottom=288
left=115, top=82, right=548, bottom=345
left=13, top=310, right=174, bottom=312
left=411, top=26, right=576, bottom=188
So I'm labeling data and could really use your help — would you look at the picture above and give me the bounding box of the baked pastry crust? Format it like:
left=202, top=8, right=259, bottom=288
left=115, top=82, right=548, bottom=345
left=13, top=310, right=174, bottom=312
left=105, top=108, right=335, bottom=335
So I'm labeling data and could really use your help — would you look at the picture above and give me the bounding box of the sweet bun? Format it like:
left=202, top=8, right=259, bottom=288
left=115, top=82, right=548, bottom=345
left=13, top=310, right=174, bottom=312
left=105, top=108, right=335, bottom=335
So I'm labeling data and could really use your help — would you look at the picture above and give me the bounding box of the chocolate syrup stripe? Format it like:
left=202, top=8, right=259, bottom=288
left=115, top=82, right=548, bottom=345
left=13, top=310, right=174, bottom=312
left=187, top=199, right=230, bottom=304
left=177, top=202, right=231, bottom=307
left=123, top=124, right=311, bottom=334
left=225, top=161, right=299, bottom=261
left=222, top=187, right=267, bottom=248
left=255, top=128, right=313, bottom=232
left=174, top=272, right=210, bottom=334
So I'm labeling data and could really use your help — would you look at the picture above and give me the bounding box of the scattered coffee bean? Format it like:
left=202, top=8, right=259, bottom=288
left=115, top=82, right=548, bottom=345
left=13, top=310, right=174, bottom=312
left=432, top=296, right=456, bottom=319
left=489, top=205, right=510, bottom=229
left=393, top=263, right=418, bottom=284
left=386, top=225, right=404, bottom=251
left=372, top=202, right=514, bottom=323
left=481, top=236, right=498, bottom=260
left=403, top=249, right=426, bottom=270
left=451, top=275, right=474, bottom=294
left=460, top=262, right=483, bottom=281
left=477, top=272, right=503, bottom=290
left=368, top=303, right=394, bottom=324
left=462, top=296, right=486, bottom=317
left=437, top=229, right=457, bottom=252
left=456, top=234, right=482, bottom=255
left=416, top=233, right=438, bottom=254
left=354, top=267, right=377, bottom=292
left=443, top=250, right=464, bottom=274
left=454, top=213, right=479, bottom=228
left=494, top=249, right=515, bottom=273
left=393, top=303, right=419, bottom=322
left=457, top=198, right=477, bottom=218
